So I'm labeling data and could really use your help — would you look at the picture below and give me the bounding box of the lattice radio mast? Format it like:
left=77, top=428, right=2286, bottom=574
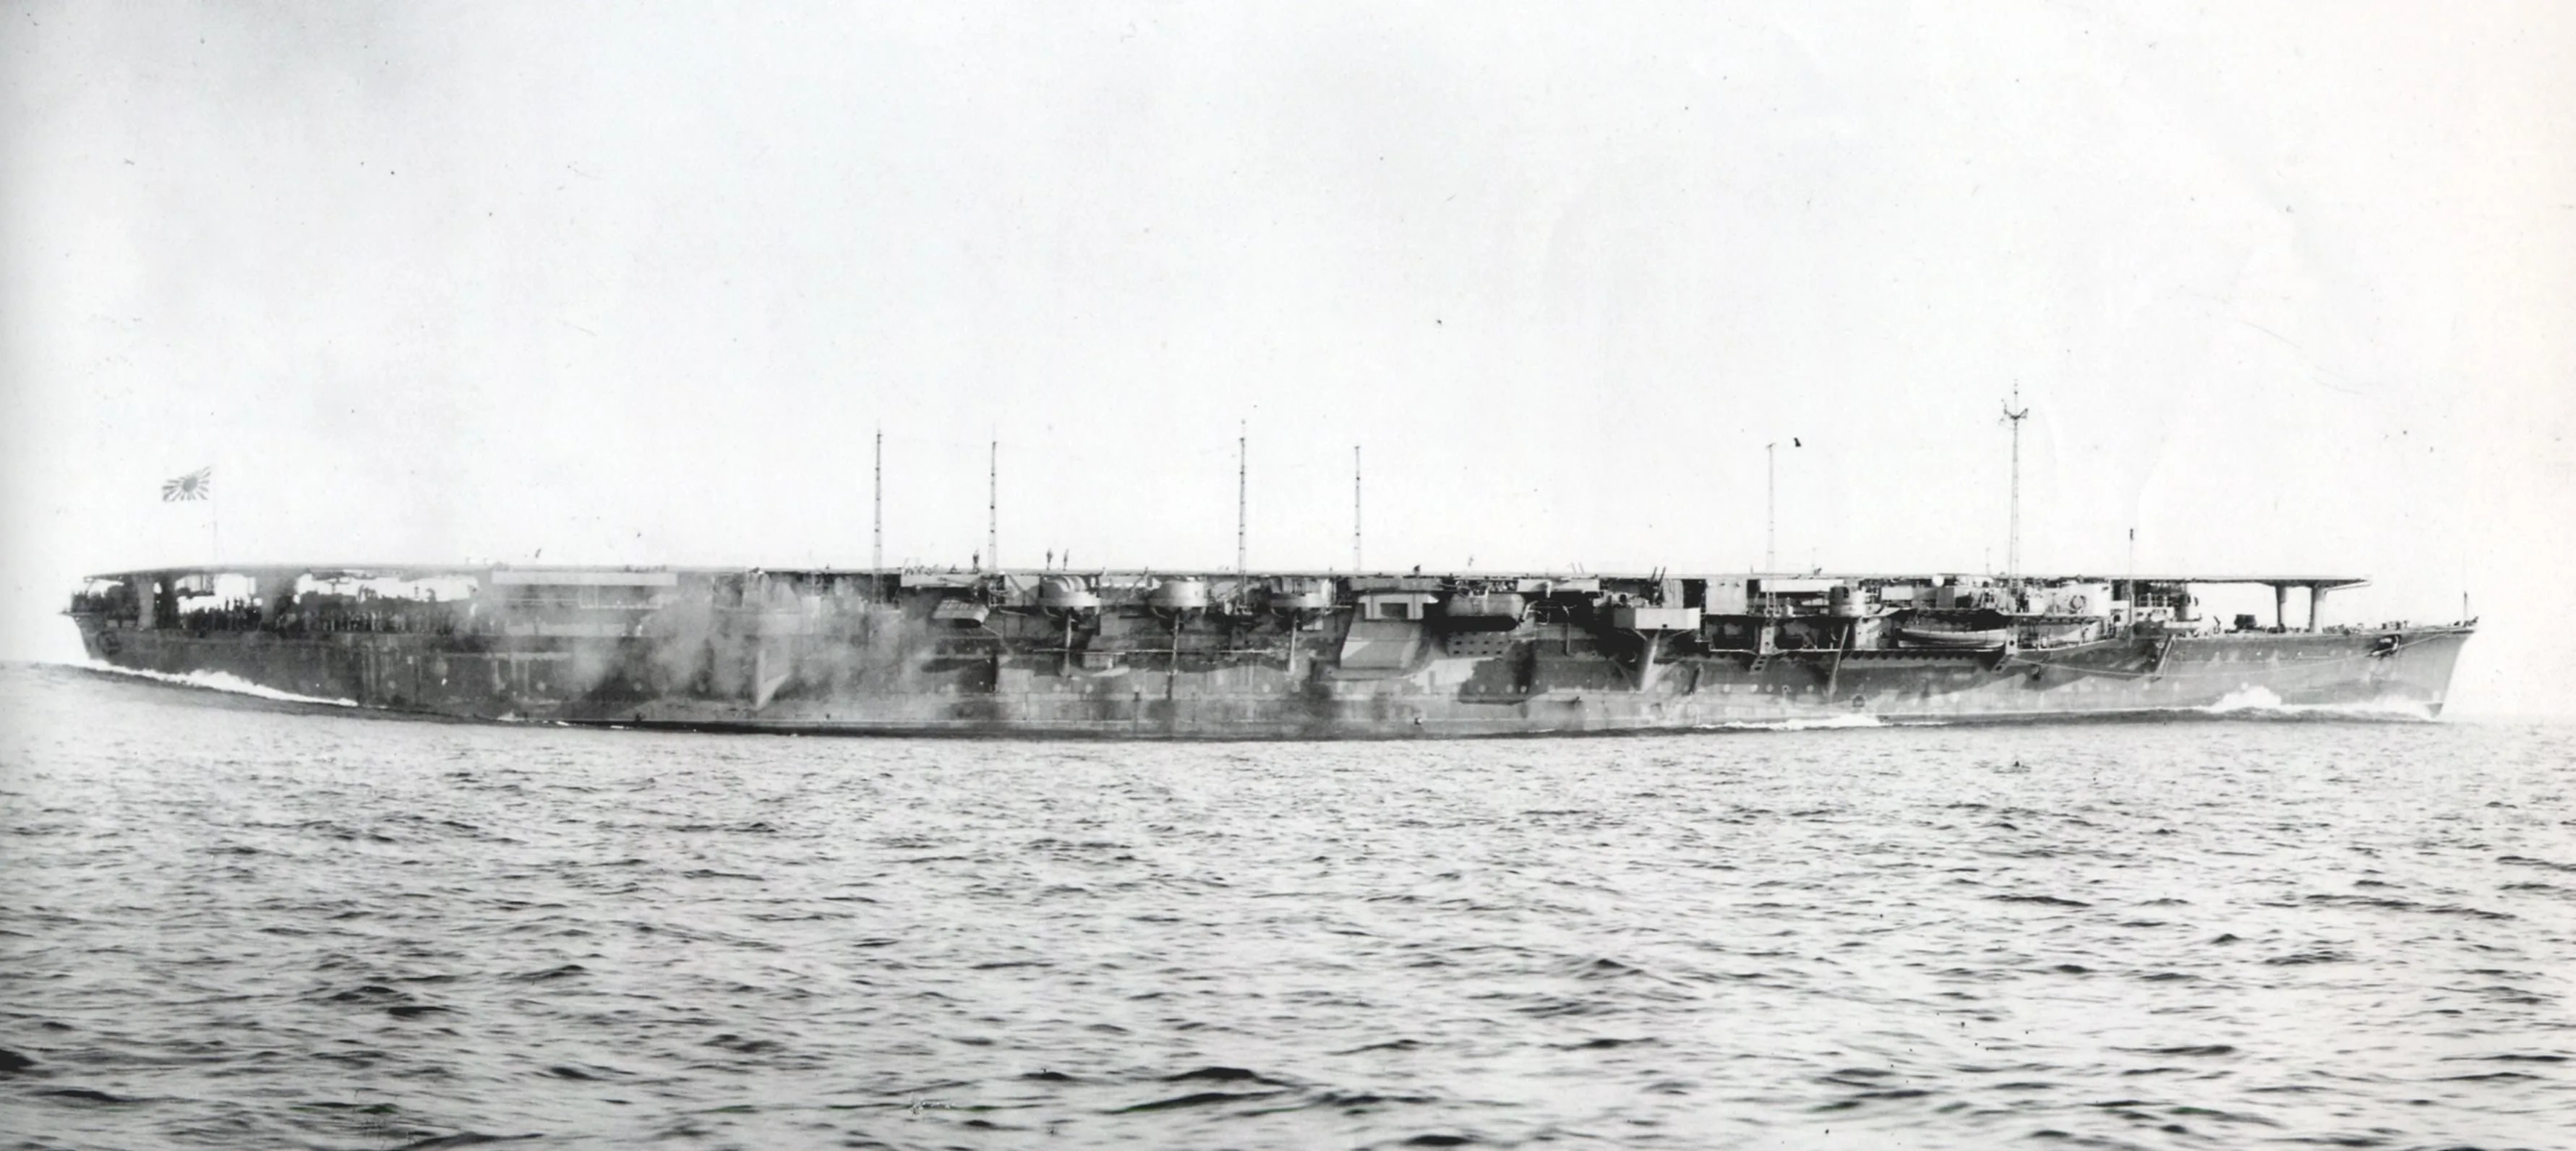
left=1352, top=445, right=1363, bottom=573
left=872, top=428, right=883, bottom=571
left=1236, top=422, right=1247, bottom=577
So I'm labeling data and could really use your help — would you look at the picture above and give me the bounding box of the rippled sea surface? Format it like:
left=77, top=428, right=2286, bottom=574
left=3, top=663, right=2572, bottom=1150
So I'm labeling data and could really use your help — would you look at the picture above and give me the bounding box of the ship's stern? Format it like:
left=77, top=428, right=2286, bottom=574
left=64, top=578, right=142, bottom=667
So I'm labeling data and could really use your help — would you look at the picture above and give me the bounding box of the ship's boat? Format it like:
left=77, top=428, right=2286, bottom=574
left=1895, top=625, right=2010, bottom=649
left=1894, top=609, right=2010, bottom=649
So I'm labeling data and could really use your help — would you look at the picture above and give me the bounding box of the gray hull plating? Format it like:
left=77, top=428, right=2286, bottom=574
left=74, top=620, right=2471, bottom=737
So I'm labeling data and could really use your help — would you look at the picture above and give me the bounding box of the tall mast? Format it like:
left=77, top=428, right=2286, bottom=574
left=1352, top=445, right=1363, bottom=573
left=872, top=428, right=883, bottom=572
left=2003, top=383, right=2029, bottom=586
left=1236, top=421, right=1247, bottom=577
left=987, top=435, right=998, bottom=572
left=1765, top=441, right=1777, bottom=572
left=2123, top=526, right=2136, bottom=617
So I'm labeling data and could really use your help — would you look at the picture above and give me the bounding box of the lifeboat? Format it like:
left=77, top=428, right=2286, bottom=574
left=1894, top=609, right=2010, bottom=649
left=1895, top=625, right=2009, bottom=649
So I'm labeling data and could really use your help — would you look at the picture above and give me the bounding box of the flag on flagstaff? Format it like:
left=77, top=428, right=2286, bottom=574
left=162, top=467, right=212, bottom=502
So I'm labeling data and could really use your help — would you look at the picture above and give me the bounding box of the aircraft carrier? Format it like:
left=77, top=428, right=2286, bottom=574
left=65, top=564, right=2473, bottom=736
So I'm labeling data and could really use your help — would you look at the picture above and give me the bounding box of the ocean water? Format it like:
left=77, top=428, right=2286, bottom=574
left=1, top=663, right=2570, bottom=1151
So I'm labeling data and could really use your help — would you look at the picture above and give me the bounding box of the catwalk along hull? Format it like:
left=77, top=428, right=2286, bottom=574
left=68, top=566, right=2472, bottom=737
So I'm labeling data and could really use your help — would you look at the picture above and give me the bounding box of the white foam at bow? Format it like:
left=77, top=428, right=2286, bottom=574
left=1711, top=713, right=1888, bottom=731
left=81, top=661, right=359, bottom=708
left=2203, top=683, right=2435, bottom=721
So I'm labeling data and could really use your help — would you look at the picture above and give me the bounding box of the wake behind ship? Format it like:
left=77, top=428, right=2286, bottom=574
left=66, top=564, right=2473, bottom=737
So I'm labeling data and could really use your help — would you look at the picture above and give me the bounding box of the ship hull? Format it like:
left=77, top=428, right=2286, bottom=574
left=72, top=619, right=2472, bottom=737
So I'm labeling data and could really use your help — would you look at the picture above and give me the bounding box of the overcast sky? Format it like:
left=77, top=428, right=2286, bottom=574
left=4, top=2, right=2570, bottom=714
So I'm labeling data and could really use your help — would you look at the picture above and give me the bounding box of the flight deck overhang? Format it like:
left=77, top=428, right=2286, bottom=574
left=80, top=564, right=2373, bottom=593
